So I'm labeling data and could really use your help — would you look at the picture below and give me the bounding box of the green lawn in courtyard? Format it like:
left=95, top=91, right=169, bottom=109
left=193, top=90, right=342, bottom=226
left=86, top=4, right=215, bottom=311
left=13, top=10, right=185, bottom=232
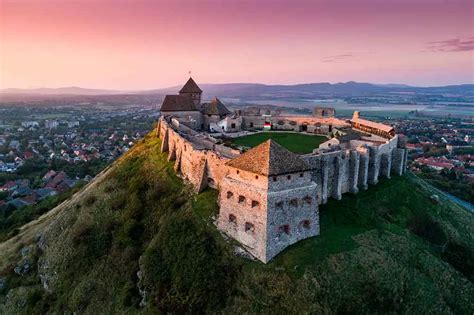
left=230, top=132, right=327, bottom=154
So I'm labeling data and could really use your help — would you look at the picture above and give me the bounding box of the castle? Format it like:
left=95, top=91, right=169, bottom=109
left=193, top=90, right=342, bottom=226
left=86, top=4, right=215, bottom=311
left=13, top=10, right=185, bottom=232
left=156, top=78, right=408, bottom=263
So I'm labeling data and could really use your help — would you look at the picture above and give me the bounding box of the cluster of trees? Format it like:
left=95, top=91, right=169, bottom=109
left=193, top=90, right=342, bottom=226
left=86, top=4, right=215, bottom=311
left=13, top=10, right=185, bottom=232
left=419, top=167, right=474, bottom=203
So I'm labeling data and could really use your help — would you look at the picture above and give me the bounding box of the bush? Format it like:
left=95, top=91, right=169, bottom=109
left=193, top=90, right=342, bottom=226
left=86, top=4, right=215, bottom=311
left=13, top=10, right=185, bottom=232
left=407, top=212, right=446, bottom=246
left=71, top=223, right=111, bottom=261
left=442, top=241, right=474, bottom=282
left=116, top=219, right=143, bottom=247
left=84, top=195, right=97, bottom=207
left=141, top=213, right=238, bottom=312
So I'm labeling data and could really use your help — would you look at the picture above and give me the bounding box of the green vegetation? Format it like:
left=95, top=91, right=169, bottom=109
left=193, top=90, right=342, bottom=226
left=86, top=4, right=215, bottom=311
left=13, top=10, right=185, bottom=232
left=230, top=132, right=327, bottom=154
left=1, top=134, right=473, bottom=313
left=418, top=167, right=474, bottom=203
left=0, top=182, right=85, bottom=242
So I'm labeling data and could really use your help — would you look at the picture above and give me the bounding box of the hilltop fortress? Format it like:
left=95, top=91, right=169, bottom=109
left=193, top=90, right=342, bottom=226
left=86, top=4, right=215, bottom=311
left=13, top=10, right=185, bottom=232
left=156, top=78, right=408, bottom=263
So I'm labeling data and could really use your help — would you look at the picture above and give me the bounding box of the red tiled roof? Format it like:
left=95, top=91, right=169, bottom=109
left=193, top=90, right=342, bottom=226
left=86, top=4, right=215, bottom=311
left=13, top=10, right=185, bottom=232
left=226, top=139, right=311, bottom=176
left=160, top=95, right=198, bottom=112
left=202, top=98, right=231, bottom=116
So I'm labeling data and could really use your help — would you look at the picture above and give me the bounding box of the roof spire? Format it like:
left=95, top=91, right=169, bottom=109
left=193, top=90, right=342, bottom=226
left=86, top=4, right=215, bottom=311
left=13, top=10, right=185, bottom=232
left=179, top=77, right=202, bottom=94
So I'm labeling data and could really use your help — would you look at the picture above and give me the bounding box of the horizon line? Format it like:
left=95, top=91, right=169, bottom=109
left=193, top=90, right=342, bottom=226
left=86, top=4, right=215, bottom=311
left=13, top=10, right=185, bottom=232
left=2, top=80, right=473, bottom=93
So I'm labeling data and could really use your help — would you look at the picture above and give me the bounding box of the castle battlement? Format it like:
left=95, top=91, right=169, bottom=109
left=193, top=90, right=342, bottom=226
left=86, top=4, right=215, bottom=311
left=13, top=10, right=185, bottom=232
left=156, top=79, right=408, bottom=263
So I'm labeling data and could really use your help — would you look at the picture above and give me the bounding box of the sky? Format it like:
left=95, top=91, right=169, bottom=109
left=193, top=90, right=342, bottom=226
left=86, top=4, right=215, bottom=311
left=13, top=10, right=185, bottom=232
left=0, top=0, right=473, bottom=90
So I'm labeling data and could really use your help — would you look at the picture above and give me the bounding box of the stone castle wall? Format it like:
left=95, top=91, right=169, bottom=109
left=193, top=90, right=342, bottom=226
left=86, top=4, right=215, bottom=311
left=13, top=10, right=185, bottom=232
left=157, top=117, right=407, bottom=262
left=158, top=116, right=407, bottom=201
left=242, top=115, right=348, bottom=134
left=301, top=135, right=406, bottom=204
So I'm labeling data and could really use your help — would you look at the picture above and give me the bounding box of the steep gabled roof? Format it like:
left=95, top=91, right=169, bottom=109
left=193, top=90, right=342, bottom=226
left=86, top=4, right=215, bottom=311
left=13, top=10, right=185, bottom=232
left=226, top=139, right=311, bottom=176
left=202, top=97, right=231, bottom=116
left=179, top=77, right=202, bottom=93
left=160, top=95, right=198, bottom=112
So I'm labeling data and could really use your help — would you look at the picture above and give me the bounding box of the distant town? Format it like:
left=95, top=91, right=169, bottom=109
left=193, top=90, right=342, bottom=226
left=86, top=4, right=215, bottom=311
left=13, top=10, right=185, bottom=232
left=391, top=117, right=473, bottom=203
left=0, top=104, right=158, bottom=216
left=0, top=100, right=472, bottom=222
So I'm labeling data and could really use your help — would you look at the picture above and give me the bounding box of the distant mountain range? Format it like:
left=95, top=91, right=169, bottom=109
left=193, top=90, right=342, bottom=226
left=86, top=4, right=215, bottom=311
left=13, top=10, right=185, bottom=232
left=2, top=82, right=473, bottom=99
left=0, top=86, right=121, bottom=95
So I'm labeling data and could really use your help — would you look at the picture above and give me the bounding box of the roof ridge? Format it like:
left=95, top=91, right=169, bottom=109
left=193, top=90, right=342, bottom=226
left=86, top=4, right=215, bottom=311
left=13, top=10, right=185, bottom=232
left=226, top=138, right=310, bottom=176
left=179, top=77, right=202, bottom=93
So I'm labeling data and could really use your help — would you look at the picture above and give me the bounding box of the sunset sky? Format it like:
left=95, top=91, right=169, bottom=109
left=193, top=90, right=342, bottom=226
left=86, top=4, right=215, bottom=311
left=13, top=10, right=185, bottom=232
left=1, top=0, right=473, bottom=90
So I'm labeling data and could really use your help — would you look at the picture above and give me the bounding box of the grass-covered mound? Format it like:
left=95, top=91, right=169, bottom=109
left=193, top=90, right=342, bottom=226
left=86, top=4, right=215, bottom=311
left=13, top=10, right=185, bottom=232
left=0, top=133, right=473, bottom=314
left=230, top=132, right=327, bottom=154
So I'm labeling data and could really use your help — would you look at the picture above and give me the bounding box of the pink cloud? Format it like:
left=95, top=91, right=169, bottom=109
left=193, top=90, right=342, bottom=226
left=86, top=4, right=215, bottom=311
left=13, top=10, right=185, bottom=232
left=322, top=54, right=354, bottom=63
left=427, top=37, right=474, bottom=52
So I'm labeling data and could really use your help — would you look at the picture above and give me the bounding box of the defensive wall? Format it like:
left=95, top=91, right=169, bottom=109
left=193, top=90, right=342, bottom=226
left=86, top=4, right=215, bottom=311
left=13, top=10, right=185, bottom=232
left=157, top=116, right=408, bottom=204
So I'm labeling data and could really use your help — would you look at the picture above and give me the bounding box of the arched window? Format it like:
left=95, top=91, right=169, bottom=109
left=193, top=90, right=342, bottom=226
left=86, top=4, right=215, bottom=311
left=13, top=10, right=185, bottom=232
left=251, top=200, right=259, bottom=208
left=276, top=201, right=283, bottom=208
left=287, top=175, right=292, bottom=180
left=303, top=196, right=312, bottom=204
left=245, top=222, right=255, bottom=233
left=273, top=176, right=278, bottom=182
left=238, top=195, right=246, bottom=204
left=279, top=225, right=290, bottom=235
left=229, top=214, right=237, bottom=223
left=289, top=199, right=298, bottom=207
left=226, top=191, right=234, bottom=199
left=301, top=220, right=310, bottom=229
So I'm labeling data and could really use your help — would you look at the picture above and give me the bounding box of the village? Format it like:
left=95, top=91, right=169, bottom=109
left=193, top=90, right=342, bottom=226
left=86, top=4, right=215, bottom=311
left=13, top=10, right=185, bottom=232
left=0, top=105, right=158, bottom=212
left=392, top=118, right=474, bottom=203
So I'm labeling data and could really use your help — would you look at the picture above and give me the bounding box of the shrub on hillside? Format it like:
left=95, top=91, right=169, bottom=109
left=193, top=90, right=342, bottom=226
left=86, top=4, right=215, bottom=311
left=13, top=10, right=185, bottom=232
left=442, top=240, right=474, bottom=282
left=140, top=212, right=238, bottom=312
left=407, top=212, right=446, bottom=246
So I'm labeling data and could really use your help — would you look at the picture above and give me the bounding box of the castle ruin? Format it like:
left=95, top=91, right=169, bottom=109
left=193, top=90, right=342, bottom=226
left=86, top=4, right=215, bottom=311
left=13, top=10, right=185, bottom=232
left=156, top=78, right=408, bottom=263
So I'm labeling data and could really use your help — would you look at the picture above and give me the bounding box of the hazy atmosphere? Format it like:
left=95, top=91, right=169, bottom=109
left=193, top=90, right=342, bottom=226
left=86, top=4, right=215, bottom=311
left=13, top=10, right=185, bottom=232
left=1, top=0, right=473, bottom=89
left=0, top=1, right=473, bottom=314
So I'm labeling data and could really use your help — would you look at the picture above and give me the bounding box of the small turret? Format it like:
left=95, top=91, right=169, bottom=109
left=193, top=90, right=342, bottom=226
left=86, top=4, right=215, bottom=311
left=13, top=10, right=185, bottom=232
left=353, top=111, right=360, bottom=119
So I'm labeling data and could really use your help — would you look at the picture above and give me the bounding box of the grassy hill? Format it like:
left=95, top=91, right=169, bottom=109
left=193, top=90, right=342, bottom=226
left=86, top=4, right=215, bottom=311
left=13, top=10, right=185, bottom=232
left=0, top=133, right=473, bottom=314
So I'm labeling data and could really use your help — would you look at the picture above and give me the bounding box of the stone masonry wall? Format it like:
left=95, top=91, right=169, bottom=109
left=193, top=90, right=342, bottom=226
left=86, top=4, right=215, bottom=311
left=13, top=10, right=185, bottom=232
left=157, top=117, right=407, bottom=262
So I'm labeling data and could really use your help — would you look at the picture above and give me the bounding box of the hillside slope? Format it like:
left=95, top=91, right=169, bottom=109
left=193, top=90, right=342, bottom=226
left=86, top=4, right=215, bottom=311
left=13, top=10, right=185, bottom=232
left=0, top=134, right=473, bottom=314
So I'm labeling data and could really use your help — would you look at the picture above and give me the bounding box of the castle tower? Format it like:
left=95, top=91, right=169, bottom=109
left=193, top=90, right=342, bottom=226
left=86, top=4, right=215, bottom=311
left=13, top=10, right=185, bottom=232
left=179, top=77, right=203, bottom=111
left=217, top=140, right=319, bottom=263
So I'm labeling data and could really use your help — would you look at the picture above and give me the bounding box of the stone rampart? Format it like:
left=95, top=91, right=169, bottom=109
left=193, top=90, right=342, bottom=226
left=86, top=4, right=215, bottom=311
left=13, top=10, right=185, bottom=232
left=158, top=117, right=406, bottom=202
left=157, top=116, right=407, bottom=262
